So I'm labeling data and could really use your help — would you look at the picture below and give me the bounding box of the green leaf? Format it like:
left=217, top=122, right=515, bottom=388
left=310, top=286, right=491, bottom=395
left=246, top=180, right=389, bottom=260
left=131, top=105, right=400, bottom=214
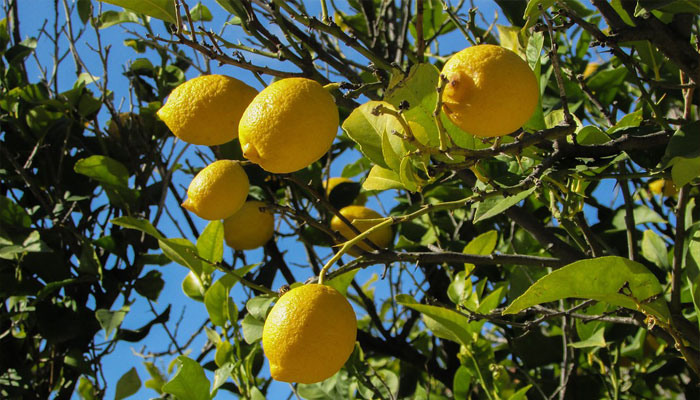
left=74, top=155, right=129, bottom=188
left=189, top=2, right=213, bottom=21
left=474, top=187, right=536, bottom=223
left=463, top=230, right=498, bottom=272
left=508, top=384, right=533, bottom=400
left=212, top=362, right=234, bottom=393
left=577, top=126, right=610, bottom=145
left=384, top=64, right=442, bottom=148
left=396, top=294, right=473, bottom=345
left=162, top=356, right=211, bottom=400
left=611, top=205, right=665, bottom=229
left=143, top=362, right=166, bottom=394
left=671, top=157, right=700, bottom=188
left=342, top=101, right=392, bottom=169
left=399, top=157, right=420, bottom=192
left=204, top=278, right=232, bottom=327
left=197, top=220, right=224, bottom=270
left=607, top=109, right=642, bottom=134
left=96, top=307, right=129, bottom=340
left=78, top=376, right=97, bottom=400
left=98, top=0, right=177, bottom=23
left=77, top=0, right=92, bottom=23
left=114, top=367, right=141, bottom=400
left=246, top=296, right=275, bottom=320
left=327, top=269, right=359, bottom=296
left=96, top=10, right=139, bottom=29
left=111, top=216, right=164, bottom=240
left=182, top=271, right=205, bottom=301
left=135, top=270, right=165, bottom=301
left=641, top=230, right=669, bottom=269
left=362, top=165, right=404, bottom=191
left=241, top=313, right=264, bottom=344
left=79, top=242, right=103, bottom=277
left=0, top=196, right=31, bottom=228
left=503, top=256, right=670, bottom=322
left=569, top=326, right=606, bottom=348
left=159, top=238, right=203, bottom=275
left=215, top=341, right=233, bottom=368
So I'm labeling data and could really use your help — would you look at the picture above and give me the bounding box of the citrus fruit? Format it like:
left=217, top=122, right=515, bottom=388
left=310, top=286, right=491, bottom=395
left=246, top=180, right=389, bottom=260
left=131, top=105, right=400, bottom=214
left=330, top=205, right=393, bottom=255
left=440, top=44, right=539, bottom=137
left=157, top=75, right=258, bottom=146
left=181, top=160, right=249, bottom=220
left=238, top=78, right=339, bottom=173
left=648, top=179, right=677, bottom=197
left=262, top=284, right=357, bottom=384
left=223, top=200, right=275, bottom=250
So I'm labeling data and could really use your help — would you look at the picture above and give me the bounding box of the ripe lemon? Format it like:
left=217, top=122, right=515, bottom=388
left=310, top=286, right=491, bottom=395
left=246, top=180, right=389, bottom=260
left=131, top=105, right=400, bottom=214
left=648, top=179, right=677, bottom=197
left=441, top=44, right=539, bottom=137
left=262, top=284, right=357, bottom=383
left=181, top=160, right=249, bottom=220
left=238, top=78, right=339, bottom=173
left=157, top=75, right=258, bottom=146
left=330, top=205, right=393, bottom=255
left=223, top=200, right=275, bottom=250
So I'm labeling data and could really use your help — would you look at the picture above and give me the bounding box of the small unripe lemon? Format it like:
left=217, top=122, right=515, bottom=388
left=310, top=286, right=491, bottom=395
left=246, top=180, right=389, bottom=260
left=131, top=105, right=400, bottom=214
left=223, top=201, right=275, bottom=250
left=441, top=44, right=539, bottom=137
left=157, top=75, right=258, bottom=145
left=181, top=160, right=249, bottom=220
left=262, top=284, right=356, bottom=384
left=330, top=205, right=393, bottom=256
left=238, top=78, right=339, bottom=173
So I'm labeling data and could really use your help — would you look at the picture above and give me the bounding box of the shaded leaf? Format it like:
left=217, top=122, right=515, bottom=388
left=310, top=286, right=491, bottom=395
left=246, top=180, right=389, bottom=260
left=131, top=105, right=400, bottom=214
left=641, top=229, right=669, bottom=269
left=569, top=327, right=606, bottom=348
left=96, top=307, right=128, bottom=340
left=241, top=313, right=264, bottom=344
left=114, top=367, right=141, bottom=400
left=74, top=155, right=129, bottom=188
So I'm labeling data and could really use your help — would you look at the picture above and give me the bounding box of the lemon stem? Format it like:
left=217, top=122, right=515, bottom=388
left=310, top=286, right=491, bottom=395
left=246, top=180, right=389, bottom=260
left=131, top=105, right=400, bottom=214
left=433, top=75, right=450, bottom=151
left=323, top=82, right=342, bottom=92
left=318, top=218, right=394, bottom=285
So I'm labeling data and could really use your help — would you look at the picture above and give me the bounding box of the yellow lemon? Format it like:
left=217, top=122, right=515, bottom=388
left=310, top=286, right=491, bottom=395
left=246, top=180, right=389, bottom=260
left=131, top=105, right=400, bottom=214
left=441, top=44, right=539, bottom=137
left=262, top=284, right=356, bottom=384
left=181, top=160, right=249, bottom=220
left=157, top=75, right=258, bottom=146
left=648, top=179, right=677, bottom=197
left=223, top=201, right=275, bottom=250
left=238, top=78, right=339, bottom=173
left=330, top=205, right=392, bottom=255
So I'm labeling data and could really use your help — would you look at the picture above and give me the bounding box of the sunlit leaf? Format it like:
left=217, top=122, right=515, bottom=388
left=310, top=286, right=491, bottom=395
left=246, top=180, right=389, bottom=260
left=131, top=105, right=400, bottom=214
left=114, top=367, right=141, bottom=400
left=162, top=356, right=211, bottom=400
left=98, top=0, right=176, bottom=23
left=503, top=256, right=670, bottom=322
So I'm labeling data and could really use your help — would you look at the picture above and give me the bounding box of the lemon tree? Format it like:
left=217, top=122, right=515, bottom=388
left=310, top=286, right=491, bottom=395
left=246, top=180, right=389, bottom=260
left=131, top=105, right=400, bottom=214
left=4, top=1, right=700, bottom=399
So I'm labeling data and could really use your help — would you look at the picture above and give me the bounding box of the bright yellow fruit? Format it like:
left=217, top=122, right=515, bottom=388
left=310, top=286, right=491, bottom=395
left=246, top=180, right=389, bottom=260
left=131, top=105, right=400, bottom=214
left=181, top=160, right=249, bottom=220
left=262, top=284, right=356, bottom=384
left=330, top=205, right=392, bottom=255
left=648, top=179, right=677, bottom=197
left=157, top=75, right=258, bottom=146
left=238, top=78, right=339, bottom=173
left=441, top=44, right=539, bottom=137
left=223, top=201, right=275, bottom=250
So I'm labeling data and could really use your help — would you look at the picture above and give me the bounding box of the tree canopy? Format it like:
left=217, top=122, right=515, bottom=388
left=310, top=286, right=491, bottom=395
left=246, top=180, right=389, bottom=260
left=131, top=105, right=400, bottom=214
left=1, top=0, right=699, bottom=399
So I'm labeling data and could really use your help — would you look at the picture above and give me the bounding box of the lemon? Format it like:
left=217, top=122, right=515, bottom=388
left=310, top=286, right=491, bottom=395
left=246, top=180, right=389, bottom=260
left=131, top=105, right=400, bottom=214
left=262, top=284, right=356, bottom=383
left=330, top=205, right=393, bottom=255
left=238, top=78, right=339, bottom=173
left=223, top=200, right=275, bottom=250
left=181, top=160, right=249, bottom=220
left=441, top=44, right=539, bottom=137
left=648, top=179, right=677, bottom=197
left=157, top=75, right=258, bottom=146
